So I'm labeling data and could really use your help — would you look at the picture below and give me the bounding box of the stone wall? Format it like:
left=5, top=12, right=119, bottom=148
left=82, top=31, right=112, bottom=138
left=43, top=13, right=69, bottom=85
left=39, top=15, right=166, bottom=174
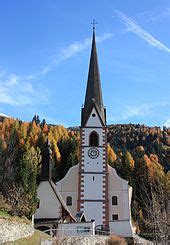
left=0, top=218, right=34, bottom=243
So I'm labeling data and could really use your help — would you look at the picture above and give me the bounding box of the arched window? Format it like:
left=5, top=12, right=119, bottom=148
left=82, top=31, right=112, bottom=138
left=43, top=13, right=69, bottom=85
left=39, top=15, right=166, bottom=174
left=89, top=131, right=99, bottom=146
left=112, top=196, right=118, bottom=205
left=66, top=196, right=72, bottom=206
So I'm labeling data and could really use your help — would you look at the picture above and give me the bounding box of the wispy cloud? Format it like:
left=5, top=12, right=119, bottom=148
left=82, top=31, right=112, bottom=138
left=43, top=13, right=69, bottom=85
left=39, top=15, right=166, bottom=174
left=163, top=118, right=170, bottom=127
left=123, top=104, right=152, bottom=120
left=26, top=32, right=113, bottom=80
left=0, top=33, right=113, bottom=106
left=108, top=104, right=152, bottom=123
left=136, top=7, right=170, bottom=24
left=58, top=33, right=113, bottom=62
left=108, top=102, right=170, bottom=123
left=0, top=70, right=49, bottom=106
left=114, top=10, right=170, bottom=54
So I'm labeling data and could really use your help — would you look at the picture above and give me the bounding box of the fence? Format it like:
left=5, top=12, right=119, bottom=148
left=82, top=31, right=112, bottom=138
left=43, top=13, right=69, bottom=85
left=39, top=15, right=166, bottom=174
left=40, top=228, right=110, bottom=245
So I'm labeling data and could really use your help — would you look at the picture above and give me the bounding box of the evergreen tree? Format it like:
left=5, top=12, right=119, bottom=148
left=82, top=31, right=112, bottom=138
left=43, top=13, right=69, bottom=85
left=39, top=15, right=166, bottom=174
left=41, top=118, right=46, bottom=127
left=19, top=145, right=41, bottom=218
left=32, top=114, right=40, bottom=125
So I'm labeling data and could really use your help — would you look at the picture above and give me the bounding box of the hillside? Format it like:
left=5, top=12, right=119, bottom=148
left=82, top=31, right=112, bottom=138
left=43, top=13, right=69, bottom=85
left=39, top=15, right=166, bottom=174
left=0, top=116, right=168, bottom=241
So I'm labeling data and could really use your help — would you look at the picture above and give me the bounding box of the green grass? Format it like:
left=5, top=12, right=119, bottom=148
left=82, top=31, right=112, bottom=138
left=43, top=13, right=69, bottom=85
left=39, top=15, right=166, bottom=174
left=3, top=230, right=54, bottom=245
left=0, top=210, right=31, bottom=224
left=0, top=210, right=11, bottom=218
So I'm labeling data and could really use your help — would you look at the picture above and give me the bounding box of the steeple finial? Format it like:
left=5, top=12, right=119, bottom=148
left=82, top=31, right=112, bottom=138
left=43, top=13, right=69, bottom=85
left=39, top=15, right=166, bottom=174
left=91, top=19, right=97, bottom=30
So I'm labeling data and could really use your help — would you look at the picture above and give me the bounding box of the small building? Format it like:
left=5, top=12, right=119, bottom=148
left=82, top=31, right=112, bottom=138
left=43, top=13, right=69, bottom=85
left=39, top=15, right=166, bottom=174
left=34, top=140, right=75, bottom=234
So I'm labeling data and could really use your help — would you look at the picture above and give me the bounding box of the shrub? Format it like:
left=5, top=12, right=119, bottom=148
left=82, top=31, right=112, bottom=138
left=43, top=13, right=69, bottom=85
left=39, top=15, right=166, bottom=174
left=107, top=235, right=127, bottom=245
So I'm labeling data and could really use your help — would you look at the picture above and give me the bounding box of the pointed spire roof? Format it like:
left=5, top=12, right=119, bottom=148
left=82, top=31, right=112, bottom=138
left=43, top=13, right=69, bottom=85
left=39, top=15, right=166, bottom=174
left=81, top=29, right=106, bottom=126
left=40, top=138, right=51, bottom=181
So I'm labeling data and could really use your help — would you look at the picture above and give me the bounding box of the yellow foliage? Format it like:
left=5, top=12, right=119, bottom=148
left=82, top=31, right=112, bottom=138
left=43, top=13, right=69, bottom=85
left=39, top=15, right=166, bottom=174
left=20, top=138, right=25, bottom=146
left=2, top=140, right=7, bottom=150
left=144, top=153, right=165, bottom=179
left=126, top=151, right=135, bottom=168
left=149, top=154, right=165, bottom=179
left=139, top=209, right=143, bottom=219
left=55, top=145, right=61, bottom=160
left=107, top=144, right=117, bottom=163
left=42, top=123, right=48, bottom=133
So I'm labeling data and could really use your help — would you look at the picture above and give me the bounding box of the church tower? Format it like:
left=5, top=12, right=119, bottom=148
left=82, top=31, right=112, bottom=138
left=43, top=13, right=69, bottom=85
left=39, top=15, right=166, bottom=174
left=78, top=28, right=109, bottom=226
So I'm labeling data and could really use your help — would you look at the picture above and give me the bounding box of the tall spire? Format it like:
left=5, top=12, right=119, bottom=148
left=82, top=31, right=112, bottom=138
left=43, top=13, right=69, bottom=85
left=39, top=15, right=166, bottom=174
left=81, top=28, right=106, bottom=126
left=40, top=138, right=52, bottom=181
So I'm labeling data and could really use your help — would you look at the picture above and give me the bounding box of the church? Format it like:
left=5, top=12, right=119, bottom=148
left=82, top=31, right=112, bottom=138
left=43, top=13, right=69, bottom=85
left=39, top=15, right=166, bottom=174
left=34, top=28, right=134, bottom=237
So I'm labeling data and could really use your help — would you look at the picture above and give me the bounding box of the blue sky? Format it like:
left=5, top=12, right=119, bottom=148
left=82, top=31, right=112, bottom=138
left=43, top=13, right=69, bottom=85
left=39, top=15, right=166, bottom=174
left=0, top=0, right=170, bottom=127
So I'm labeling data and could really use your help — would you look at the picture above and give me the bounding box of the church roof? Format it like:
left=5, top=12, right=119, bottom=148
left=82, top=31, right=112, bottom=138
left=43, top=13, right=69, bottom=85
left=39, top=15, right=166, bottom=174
left=81, top=29, right=106, bottom=126
left=49, top=181, right=76, bottom=222
left=75, top=211, right=87, bottom=222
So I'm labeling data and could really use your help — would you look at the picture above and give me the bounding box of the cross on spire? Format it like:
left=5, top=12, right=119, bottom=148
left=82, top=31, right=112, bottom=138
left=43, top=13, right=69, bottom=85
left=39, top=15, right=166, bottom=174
left=91, top=19, right=97, bottom=30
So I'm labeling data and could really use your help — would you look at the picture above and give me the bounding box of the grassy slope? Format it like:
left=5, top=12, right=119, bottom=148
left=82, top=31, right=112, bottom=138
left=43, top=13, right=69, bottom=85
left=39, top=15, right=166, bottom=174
left=3, top=230, right=54, bottom=245
left=0, top=211, right=53, bottom=244
left=0, top=211, right=30, bottom=224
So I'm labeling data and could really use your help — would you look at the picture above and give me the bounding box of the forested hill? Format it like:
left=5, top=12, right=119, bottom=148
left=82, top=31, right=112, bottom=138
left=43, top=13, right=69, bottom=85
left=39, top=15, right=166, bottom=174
left=107, top=124, right=169, bottom=170
left=0, top=116, right=168, bottom=241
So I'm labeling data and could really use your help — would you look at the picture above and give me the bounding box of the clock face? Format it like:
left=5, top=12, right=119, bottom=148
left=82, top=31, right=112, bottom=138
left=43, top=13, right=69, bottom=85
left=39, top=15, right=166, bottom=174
left=88, top=148, right=99, bottom=159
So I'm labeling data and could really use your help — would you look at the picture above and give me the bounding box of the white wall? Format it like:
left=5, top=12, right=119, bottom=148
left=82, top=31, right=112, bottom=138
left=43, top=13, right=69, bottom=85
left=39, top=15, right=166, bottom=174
left=56, top=165, right=78, bottom=192
left=108, top=165, right=128, bottom=191
left=108, top=165, right=132, bottom=220
left=0, top=219, right=34, bottom=243
left=83, top=147, right=105, bottom=172
left=35, top=181, right=61, bottom=219
left=83, top=174, right=104, bottom=199
left=58, top=222, right=95, bottom=236
left=86, top=107, right=102, bottom=127
left=109, top=220, right=133, bottom=237
left=83, top=128, right=104, bottom=146
left=56, top=165, right=79, bottom=217
left=83, top=202, right=103, bottom=225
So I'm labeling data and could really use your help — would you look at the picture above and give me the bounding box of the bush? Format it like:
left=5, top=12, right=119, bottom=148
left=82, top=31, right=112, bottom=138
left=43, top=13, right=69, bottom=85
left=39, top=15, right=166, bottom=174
left=0, top=195, right=12, bottom=213
left=107, top=235, right=127, bottom=244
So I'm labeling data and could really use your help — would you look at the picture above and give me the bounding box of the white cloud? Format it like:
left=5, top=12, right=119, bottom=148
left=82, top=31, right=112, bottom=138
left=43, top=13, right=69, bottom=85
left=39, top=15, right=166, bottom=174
left=0, top=71, right=49, bottom=106
left=57, top=33, right=113, bottom=62
left=7, top=74, right=19, bottom=86
left=123, top=104, right=151, bottom=120
left=163, top=118, right=170, bottom=127
left=114, top=10, right=170, bottom=53
left=108, top=102, right=170, bottom=125
left=0, top=32, right=113, bottom=106
left=137, top=7, right=170, bottom=24
left=25, top=32, right=113, bottom=80
left=107, top=104, right=152, bottom=123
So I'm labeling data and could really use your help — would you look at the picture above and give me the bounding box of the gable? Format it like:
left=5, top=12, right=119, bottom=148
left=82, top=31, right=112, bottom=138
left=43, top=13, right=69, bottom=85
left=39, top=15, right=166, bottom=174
left=108, top=165, right=129, bottom=191
left=35, top=181, right=61, bottom=219
left=85, top=107, right=103, bottom=127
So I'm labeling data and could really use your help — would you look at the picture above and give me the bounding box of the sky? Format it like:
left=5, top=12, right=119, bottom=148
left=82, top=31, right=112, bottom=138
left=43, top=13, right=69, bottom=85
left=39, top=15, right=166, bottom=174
left=0, top=0, right=170, bottom=127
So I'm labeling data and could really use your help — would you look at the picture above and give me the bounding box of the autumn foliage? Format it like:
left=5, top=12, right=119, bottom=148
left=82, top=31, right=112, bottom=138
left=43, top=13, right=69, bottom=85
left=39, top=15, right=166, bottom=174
left=0, top=117, right=168, bottom=241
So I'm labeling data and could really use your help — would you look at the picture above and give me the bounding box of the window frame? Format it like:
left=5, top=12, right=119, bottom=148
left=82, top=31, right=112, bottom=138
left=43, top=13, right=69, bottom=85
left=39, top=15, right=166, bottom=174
left=112, top=196, right=118, bottom=205
left=89, top=131, right=99, bottom=146
left=112, top=214, right=118, bottom=221
left=66, top=196, right=72, bottom=206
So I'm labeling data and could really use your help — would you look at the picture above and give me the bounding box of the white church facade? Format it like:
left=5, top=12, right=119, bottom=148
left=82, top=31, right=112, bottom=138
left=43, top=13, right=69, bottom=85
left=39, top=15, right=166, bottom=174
left=35, top=28, right=134, bottom=237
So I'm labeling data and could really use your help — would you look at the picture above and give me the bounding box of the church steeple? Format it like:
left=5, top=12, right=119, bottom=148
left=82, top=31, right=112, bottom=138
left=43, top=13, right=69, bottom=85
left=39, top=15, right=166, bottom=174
left=40, top=139, right=52, bottom=181
left=81, top=29, right=106, bottom=126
